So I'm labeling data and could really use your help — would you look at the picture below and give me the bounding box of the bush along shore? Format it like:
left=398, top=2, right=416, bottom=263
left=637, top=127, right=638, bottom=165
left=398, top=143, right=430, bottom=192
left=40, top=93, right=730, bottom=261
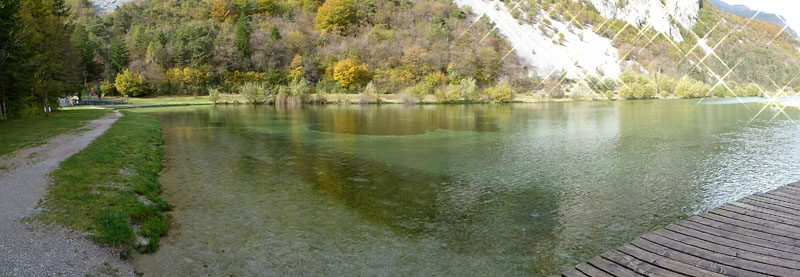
left=34, top=111, right=169, bottom=257
left=192, top=71, right=774, bottom=106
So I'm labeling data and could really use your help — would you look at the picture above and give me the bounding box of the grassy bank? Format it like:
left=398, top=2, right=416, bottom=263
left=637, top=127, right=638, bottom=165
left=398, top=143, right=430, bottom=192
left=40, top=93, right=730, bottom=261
left=0, top=109, right=108, bottom=156
left=35, top=111, right=169, bottom=256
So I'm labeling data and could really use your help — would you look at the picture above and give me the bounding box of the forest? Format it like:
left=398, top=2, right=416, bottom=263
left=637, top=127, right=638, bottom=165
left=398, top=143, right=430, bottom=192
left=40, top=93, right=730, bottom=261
left=2, top=0, right=800, bottom=120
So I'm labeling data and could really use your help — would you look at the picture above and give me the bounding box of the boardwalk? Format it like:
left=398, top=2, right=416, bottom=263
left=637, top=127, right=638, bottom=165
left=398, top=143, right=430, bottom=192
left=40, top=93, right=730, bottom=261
left=564, top=182, right=800, bottom=277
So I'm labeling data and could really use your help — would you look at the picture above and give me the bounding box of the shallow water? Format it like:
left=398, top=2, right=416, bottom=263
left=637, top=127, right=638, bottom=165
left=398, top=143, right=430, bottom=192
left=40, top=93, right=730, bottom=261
left=134, top=99, right=800, bottom=276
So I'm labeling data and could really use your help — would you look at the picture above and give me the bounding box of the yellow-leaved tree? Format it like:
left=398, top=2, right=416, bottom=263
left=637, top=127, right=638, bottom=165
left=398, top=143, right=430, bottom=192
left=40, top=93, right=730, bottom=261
left=114, top=69, right=149, bottom=97
left=313, top=0, right=357, bottom=33
left=333, top=59, right=370, bottom=89
left=210, top=0, right=234, bottom=21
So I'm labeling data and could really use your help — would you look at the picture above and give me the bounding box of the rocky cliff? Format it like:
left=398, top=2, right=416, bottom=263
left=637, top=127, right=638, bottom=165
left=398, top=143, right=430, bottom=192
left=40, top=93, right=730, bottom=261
left=453, top=0, right=702, bottom=79
left=587, top=0, right=699, bottom=42
left=91, top=0, right=134, bottom=15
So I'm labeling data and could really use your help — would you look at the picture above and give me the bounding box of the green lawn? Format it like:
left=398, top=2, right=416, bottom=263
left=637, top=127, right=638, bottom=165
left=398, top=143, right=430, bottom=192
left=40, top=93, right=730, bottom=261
left=0, top=109, right=109, bottom=156
left=126, top=95, right=212, bottom=105
left=35, top=111, right=169, bottom=255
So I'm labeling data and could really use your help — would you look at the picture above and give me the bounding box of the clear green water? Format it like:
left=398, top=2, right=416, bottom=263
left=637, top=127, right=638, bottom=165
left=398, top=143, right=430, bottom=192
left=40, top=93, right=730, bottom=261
left=134, top=99, right=800, bottom=276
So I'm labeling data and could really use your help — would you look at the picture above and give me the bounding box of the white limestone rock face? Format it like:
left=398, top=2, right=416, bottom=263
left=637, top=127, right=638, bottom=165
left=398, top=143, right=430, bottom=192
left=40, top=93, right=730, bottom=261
left=454, top=0, right=622, bottom=79
left=92, top=0, right=134, bottom=15
left=585, top=0, right=700, bottom=42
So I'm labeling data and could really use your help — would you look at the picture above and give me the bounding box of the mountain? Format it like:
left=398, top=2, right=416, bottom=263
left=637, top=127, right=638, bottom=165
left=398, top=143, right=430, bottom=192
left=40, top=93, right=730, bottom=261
left=59, top=0, right=800, bottom=102
left=456, top=0, right=800, bottom=90
left=707, top=0, right=798, bottom=38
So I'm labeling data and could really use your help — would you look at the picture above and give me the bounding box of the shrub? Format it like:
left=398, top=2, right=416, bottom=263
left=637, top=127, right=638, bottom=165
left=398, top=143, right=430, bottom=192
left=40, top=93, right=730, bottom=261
left=656, top=76, right=677, bottom=96
left=604, top=90, right=615, bottom=100
left=674, top=77, right=695, bottom=99
left=486, top=81, right=514, bottom=103
left=444, top=82, right=461, bottom=102
left=618, top=71, right=655, bottom=99
left=208, top=88, right=220, bottom=104
left=114, top=69, right=149, bottom=97
left=359, top=82, right=379, bottom=103
left=241, top=82, right=264, bottom=103
left=423, top=71, right=447, bottom=91
left=745, top=83, right=761, bottom=96
left=459, top=77, right=478, bottom=101
left=288, top=78, right=311, bottom=98
left=712, top=84, right=725, bottom=98
left=100, top=80, right=116, bottom=96
left=333, top=59, right=370, bottom=89
left=689, top=80, right=710, bottom=98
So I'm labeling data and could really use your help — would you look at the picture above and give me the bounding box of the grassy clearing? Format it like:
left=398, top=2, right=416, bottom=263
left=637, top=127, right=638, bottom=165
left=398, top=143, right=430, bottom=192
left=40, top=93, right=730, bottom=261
left=35, top=111, right=169, bottom=256
left=0, top=109, right=108, bottom=156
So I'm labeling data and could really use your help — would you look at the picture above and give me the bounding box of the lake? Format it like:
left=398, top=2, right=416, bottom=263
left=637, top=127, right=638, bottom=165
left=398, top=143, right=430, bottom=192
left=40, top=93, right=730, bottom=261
left=134, top=99, right=800, bottom=276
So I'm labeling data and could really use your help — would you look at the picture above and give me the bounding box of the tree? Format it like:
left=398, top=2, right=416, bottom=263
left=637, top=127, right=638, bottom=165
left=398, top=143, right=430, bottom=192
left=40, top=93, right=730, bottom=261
left=110, top=32, right=129, bottom=74
left=210, top=0, right=233, bottom=20
left=333, top=58, right=370, bottom=89
left=71, top=24, right=100, bottom=89
left=0, top=0, right=26, bottom=120
left=20, top=0, right=80, bottom=116
left=269, top=26, right=281, bottom=41
left=127, top=25, right=150, bottom=58
left=235, top=15, right=252, bottom=60
left=208, top=88, right=220, bottom=104
left=313, top=0, right=357, bottom=33
left=114, top=69, right=149, bottom=97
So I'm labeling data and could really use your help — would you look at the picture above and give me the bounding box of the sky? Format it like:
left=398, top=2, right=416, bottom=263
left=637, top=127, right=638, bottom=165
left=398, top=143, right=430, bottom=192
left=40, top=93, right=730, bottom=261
left=720, top=0, right=800, bottom=36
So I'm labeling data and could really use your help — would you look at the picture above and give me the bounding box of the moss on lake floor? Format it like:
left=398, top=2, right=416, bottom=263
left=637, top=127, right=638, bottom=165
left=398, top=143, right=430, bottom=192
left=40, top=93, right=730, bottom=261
left=35, top=111, right=170, bottom=256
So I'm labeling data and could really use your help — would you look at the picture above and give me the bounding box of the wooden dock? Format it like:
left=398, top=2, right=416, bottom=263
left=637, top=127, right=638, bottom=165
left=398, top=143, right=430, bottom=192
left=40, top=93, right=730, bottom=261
left=564, top=182, right=800, bottom=277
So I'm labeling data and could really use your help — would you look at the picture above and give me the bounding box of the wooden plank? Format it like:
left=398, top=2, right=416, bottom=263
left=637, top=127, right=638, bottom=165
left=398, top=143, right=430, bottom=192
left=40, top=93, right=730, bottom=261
left=776, top=186, right=800, bottom=196
left=711, top=205, right=800, bottom=233
left=769, top=191, right=800, bottom=203
left=696, top=213, right=800, bottom=245
left=600, top=250, right=679, bottom=277
left=755, top=193, right=800, bottom=208
left=576, top=263, right=614, bottom=277
left=709, top=209, right=800, bottom=236
left=653, top=228, right=800, bottom=272
left=563, top=267, right=590, bottom=277
left=724, top=203, right=800, bottom=223
left=640, top=234, right=771, bottom=276
left=676, top=219, right=800, bottom=256
left=665, top=223, right=800, bottom=262
left=749, top=194, right=800, bottom=212
left=586, top=256, right=644, bottom=276
left=728, top=202, right=800, bottom=221
left=740, top=197, right=800, bottom=218
left=617, top=244, right=720, bottom=277
left=785, top=182, right=800, bottom=190
left=631, top=237, right=758, bottom=276
left=565, top=183, right=800, bottom=276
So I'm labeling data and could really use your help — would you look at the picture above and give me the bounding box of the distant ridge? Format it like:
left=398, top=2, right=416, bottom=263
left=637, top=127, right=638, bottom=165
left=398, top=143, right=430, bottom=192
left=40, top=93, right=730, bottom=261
left=708, top=0, right=798, bottom=38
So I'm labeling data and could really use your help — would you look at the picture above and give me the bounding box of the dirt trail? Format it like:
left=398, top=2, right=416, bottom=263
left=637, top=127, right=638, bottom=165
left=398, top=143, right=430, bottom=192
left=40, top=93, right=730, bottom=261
left=0, top=111, right=135, bottom=276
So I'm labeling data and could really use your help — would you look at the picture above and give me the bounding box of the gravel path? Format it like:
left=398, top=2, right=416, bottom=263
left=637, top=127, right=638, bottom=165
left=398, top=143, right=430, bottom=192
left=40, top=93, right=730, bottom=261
left=0, top=111, right=136, bottom=276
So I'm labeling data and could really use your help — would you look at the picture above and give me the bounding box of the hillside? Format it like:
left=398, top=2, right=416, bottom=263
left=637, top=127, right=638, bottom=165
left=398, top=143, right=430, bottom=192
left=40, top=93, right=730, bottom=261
left=457, top=0, right=800, bottom=97
left=58, top=0, right=800, bottom=98
left=3, top=0, right=800, bottom=120
left=707, top=0, right=798, bottom=38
